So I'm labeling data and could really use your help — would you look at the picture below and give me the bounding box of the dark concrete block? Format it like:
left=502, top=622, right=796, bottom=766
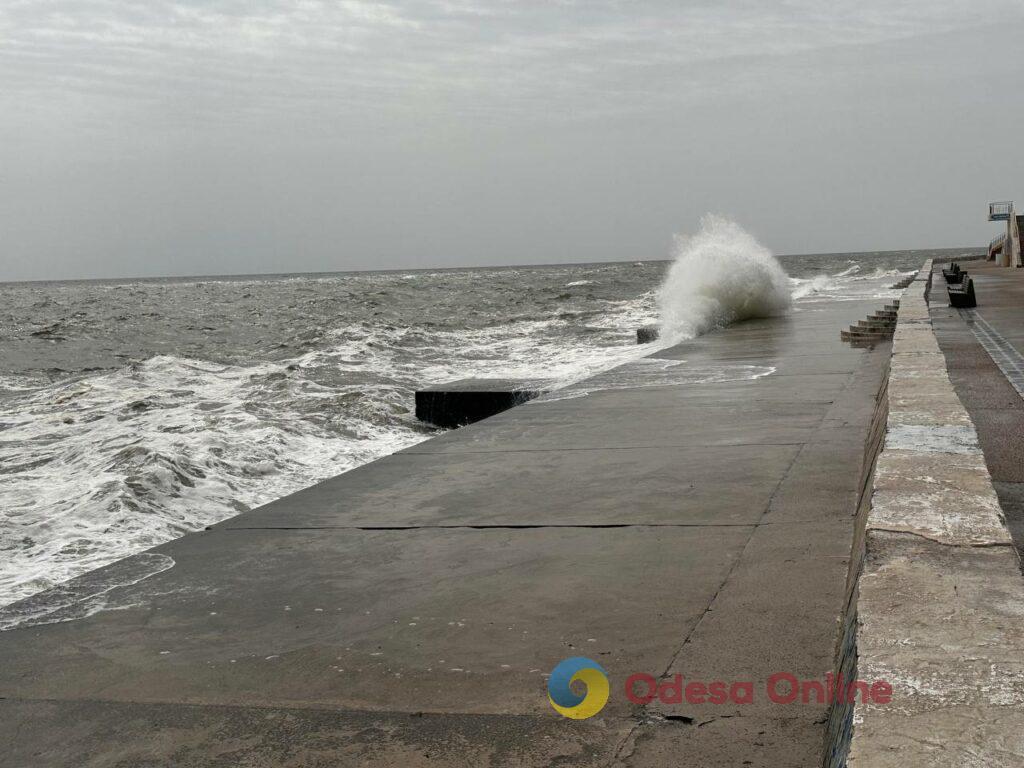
left=637, top=326, right=660, bottom=344
left=415, top=378, right=548, bottom=428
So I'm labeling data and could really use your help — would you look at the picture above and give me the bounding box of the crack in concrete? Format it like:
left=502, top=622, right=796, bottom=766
left=0, top=694, right=554, bottom=722
left=402, top=441, right=809, bottom=455
left=215, top=519, right=838, bottom=532
left=868, top=526, right=1016, bottom=549
left=609, top=407, right=826, bottom=764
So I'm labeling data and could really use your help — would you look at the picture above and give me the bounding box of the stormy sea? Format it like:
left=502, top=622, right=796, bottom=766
left=0, top=232, right=976, bottom=607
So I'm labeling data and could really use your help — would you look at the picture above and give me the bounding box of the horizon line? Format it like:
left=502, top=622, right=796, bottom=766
left=0, top=245, right=983, bottom=286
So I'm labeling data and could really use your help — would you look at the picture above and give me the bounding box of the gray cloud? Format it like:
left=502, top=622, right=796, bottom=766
left=2, top=1, right=1023, bottom=279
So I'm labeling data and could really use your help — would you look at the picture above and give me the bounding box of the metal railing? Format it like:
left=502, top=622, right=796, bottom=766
left=989, top=201, right=1013, bottom=221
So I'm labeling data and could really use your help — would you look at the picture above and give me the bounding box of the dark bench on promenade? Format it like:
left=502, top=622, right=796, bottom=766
left=942, top=262, right=965, bottom=284
left=948, top=276, right=976, bottom=308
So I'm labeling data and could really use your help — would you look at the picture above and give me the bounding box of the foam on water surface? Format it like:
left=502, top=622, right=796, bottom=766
left=0, top=552, right=174, bottom=631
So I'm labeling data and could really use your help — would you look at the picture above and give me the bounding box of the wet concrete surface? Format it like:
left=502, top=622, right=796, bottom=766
left=0, top=298, right=892, bottom=767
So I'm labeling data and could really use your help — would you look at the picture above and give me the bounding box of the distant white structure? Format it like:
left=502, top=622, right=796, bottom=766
left=988, top=200, right=1022, bottom=267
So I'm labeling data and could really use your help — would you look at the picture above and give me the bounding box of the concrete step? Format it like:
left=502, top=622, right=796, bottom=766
left=841, top=328, right=890, bottom=340
left=842, top=303, right=900, bottom=345
left=857, top=320, right=895, bottom=330
left=845, top=336, right=883, bottom=348
left=846, top=322, right=891, bottom=332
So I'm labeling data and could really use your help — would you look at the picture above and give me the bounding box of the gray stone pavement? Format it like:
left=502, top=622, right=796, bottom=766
left=931, top=260, right=1024, bottom=561
left=0, top=298, right=891, bottom=767
left=850, top=261, right=1024, bottom=767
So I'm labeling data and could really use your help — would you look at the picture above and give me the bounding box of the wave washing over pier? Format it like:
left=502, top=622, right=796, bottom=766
left=0, top=246, right=959, bottom=606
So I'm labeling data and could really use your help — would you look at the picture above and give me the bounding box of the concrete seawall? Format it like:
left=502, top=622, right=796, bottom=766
left=0, top=295, right=895, bottom=766
left=849, top=261, right=1024, bottom=765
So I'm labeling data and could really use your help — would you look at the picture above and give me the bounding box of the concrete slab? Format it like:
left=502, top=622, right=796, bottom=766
left=765, top=442, right=871, bottom=524
left=0, top=698, right=625, bottom=768
left=218, top=444, right=800, bottom=529
left=852, top=533, right=1024, bottom=767
left=0, top=296, right=893, bottom=766
left=0, top=527, right=749, bottom=718
left=409, top=400, right=828, bottom=453
left=653, top=518, right=857, bottom=722
left=619, top=714, right=825, bottom=768
left=871, top=449, right=1009, bottom=546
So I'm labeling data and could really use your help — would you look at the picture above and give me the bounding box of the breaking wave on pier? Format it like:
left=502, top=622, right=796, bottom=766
left=657, top=216, right=792, bottom=341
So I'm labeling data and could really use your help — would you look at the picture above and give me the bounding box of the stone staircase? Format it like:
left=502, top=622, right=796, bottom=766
left=890, top=274, right=916, bottom=290
left=840, top=301, right=899, bottom=344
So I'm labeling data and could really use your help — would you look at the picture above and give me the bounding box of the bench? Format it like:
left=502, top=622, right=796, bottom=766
left=947, top=276, right=976, bottom=308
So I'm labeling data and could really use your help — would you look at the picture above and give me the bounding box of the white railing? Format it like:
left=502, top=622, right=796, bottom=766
left=989, top=201, right=1013, bottom=221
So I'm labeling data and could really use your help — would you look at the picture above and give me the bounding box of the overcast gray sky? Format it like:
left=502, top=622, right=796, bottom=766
left=2, top=1, right=1023, bottom=281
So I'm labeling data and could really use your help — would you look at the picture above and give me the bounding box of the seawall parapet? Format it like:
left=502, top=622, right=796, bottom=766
left=848, top=260, right=1024, bottom=765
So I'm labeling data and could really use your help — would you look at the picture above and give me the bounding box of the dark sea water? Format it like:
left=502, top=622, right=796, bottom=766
left=0, top=248, right=974, bottom=605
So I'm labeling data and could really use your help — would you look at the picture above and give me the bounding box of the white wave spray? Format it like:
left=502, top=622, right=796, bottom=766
left=657, top=216, right=792, bottom=341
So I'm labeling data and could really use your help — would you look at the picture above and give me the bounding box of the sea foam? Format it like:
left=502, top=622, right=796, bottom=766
left=657, top=216, right=792, bottom=341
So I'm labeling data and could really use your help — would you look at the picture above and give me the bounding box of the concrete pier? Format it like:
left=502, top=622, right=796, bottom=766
left=0, top=298, right=893, bottom=766
left=932, top=259, right=1024, bottom=551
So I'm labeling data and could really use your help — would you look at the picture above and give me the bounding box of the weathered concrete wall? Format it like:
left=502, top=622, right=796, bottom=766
left=1013, top=214, right=1023, bottom=268
left=822, top=365, right=888, bottom=768
left=848, top=261, right=1024, bottom=766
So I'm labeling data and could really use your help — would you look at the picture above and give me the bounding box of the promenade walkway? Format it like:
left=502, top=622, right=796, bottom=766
left=0, top=297, right=891, bottom=767
left=849, top=261, right=1024, bottom=767
left=931, top=260, right=1024, bottom=560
